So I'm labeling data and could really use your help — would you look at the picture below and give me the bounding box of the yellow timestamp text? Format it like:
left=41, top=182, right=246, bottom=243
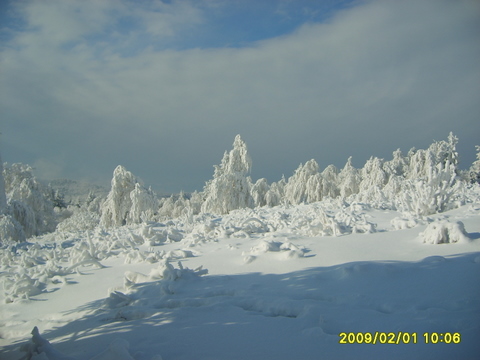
left=338, top=332, right=461, bottom=344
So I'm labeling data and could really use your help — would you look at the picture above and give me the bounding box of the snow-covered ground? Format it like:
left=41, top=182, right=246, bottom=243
left=1, top=198, right=480, bottom=359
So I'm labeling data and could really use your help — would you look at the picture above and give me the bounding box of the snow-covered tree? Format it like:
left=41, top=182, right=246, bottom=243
left=432, top=132, right=460, bottom=173
left=1, top=160, right=26, bottom=242
left=406, top=133, right=459, bottom=182
left=127, top=183, right=158, bottom=224
left=264, top=176, right=286, bottom=207
left=359, top=157, right=388, bottom=191
left=100, top=165, right=157, bottom=227
left=201, top=135, right=254, bottom=214
left=3, top=163, right=56, bottom=238
left=338, top=157, right=361, bottom=199
left=406, top=147, right=425, bottom=180
left=305, top=172, right=323, bottom=203
left=158, top=195, right=175, bottom=219
left=396, top=133, right=463, bottom=216
left=356, top=157, right=388, bottom=206
left=284, top=159, right=322, bottom=205
left=384, top=149, right=407, bottom=178
left=100, top=165, right=137, bottom=228
left=187, top=191, right=203, bottom=215
left=251, top=178, right=269, bottom=207
left=158, top=192, right=192, bottom=220
left=0, top=155, right=6, bottom=213
left=469, top=145, right=480, bottom=184
left=321, top=164, right=339, bottom=199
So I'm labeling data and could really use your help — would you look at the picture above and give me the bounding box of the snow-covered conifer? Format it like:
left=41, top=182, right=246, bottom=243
left=359, top=157, right=387, bottom=191
left=3, top=163, right=56, bottom=238
left=187, top=191, right=203, bottom=215
left=100, top=165, right=156, bottom=227
left=128, top=183, right=158, bottom=224
left=397, top=134, right=463, bottom=216
left=338, top=157, right=360, bottom=199
left=321, top=164, right=339, bottom=199
left=407, top=148, right=431, bottom=181
left=357, top=157, right=388, bottom=206
left=406, top=133, right=459, bottom=182
left=0, top=156, right=6, bottom=213
left=382, top=174, right=403, bottom=202
left=0, top=213, right=25, bottom=243
left=469, top=145, right=480, bottom=184
left=251, top=178, right=269, bottom=207
left=305, top=173, right=323, bottom=203
left=264, top=176, right=286, bottom=207
left=201, top=135, right=254, bottom=214
left=284, top=159, right=322, bottom=205
left=384, top=149, right=407, bottom=178
left=159, top=192, right=192, bottom=220
left=158, top=195, right=175, bottom=219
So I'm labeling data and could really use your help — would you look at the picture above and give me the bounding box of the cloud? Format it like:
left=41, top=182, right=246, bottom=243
left=1, top=0, right=479, bottom=193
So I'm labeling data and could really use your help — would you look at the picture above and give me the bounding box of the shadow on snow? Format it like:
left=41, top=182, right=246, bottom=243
left=2, top=253, right=480, bottom=360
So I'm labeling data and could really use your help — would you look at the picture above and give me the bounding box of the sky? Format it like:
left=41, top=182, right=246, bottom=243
left=1, top=0, right=479, bottom=194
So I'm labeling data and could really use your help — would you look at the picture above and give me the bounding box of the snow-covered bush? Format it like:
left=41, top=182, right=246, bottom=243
left=201, top=135, right=254, bottom=214
left=55, top=190, right=105, bottom=233
left=158, top=191, right=204, bottom=222
left=390, top=215, right=420, bottom=230
left=56, top=206, right=100, bottom=232
left=420, top=220, right=470, bottom=244
left=158, top=192, right=199, bottom=220
left=100, top=165, right=158, bottom=228
left=397, top=172, right=460, bottom=217
left=246, top=239, right=306, bottom=260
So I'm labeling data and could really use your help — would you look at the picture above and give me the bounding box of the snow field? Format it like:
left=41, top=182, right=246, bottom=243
left=1, top=200, right=480, bottom=359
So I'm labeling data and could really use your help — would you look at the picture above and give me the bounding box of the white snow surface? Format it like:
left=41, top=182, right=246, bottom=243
left=1, top=197, right=480, bottom=359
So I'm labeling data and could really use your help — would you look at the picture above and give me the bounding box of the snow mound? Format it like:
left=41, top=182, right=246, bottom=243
left=420, top=220, right=471, bottom=244
left=124, top=260, right=207, bottom=289
left=245, top=239, right=307, bottom=260
left=390, top=215, right=421, bottom=230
